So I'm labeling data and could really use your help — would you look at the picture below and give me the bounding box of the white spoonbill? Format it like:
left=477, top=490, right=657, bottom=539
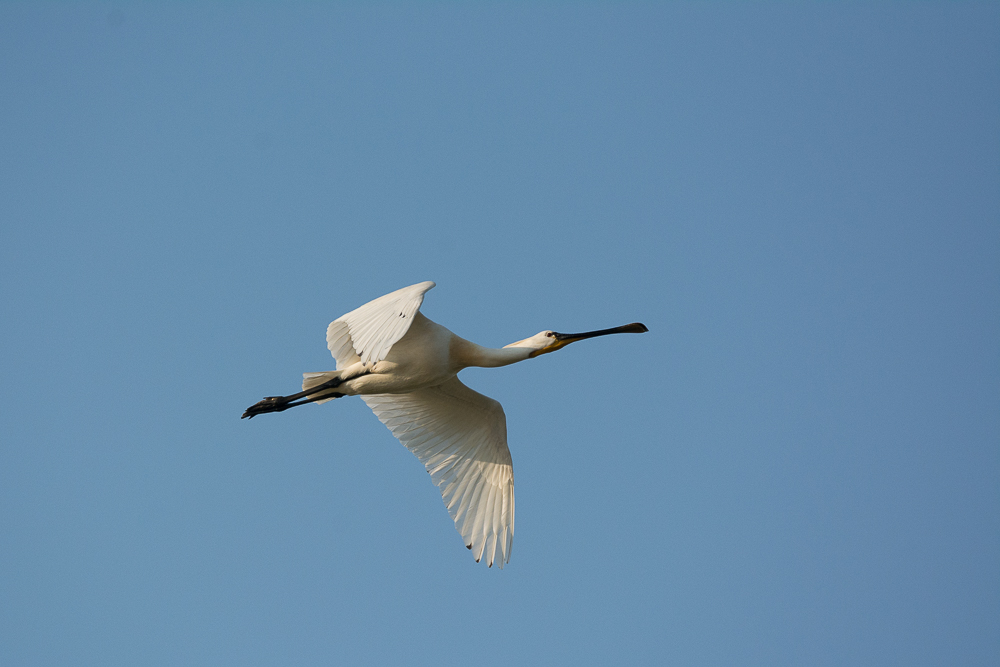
left=242, top=281, right=648, bottom=568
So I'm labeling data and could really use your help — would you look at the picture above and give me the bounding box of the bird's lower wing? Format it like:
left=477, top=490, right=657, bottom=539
left=362, top=377, right=514, bottom=568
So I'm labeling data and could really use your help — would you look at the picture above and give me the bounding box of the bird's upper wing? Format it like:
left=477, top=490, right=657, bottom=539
left=327, top=281, right=435, bottom=369
left=362, top=376, right=515, bottom=568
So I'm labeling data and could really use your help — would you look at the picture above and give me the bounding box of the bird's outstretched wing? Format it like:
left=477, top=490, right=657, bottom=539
left=362, top=377, right=515, bottom=568
left=326, top=281, right=435, bottom=369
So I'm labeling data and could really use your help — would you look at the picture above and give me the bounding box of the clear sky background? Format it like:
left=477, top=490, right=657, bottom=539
left=1, top=3, right=998, bottom=665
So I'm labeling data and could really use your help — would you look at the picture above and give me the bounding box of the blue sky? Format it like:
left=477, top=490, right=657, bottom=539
left=1, top=3, right=997, bottom=665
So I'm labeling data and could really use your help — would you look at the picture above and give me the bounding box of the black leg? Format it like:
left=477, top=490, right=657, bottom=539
left=242, top=389, right=344, bottom=418
left=241, top=375, right=347, bottom=419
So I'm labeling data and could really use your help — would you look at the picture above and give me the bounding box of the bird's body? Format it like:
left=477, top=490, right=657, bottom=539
left=243, top=281, right=647, bottom=568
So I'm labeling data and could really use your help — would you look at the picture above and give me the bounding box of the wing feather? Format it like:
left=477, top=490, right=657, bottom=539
left=326, top=281, right=434, bottom=368
left=362, top=376, right=515, bottom=568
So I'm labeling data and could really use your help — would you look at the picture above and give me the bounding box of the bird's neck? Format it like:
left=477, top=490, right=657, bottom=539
left=451, top=337, right=533, bottom=369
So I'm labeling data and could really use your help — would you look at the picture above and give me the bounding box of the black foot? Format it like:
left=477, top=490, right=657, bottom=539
left=242, top=396, right=287, bottom=419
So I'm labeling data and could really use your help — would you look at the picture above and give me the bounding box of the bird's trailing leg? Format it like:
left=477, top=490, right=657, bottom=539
left=242, top=376, right=345, bottom=419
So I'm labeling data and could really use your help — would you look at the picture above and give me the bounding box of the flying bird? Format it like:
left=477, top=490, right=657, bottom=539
left=242, top=281, right=648, bottom=568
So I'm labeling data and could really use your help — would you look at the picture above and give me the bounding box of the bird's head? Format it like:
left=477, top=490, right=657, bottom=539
left=504, top=322, right=649, bottom=358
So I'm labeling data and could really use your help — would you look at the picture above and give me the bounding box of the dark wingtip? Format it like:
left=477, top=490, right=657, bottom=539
left=466, top=544, right=472, bottom=550
left=633, top=322, right=649, bottom=333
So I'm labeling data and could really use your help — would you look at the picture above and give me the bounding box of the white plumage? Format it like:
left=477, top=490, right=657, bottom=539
left=244, top=281, right=647, bottom=568
left=363, top=379, right=513, bottom=567
left=329, top=281, right=434, bottom=368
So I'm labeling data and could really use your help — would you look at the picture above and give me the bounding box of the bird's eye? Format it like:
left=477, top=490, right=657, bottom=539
left=546, top=332, right=554, bottom=337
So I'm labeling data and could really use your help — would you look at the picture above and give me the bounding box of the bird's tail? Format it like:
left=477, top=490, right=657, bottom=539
left=302, top=371, right=343, bottom=404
